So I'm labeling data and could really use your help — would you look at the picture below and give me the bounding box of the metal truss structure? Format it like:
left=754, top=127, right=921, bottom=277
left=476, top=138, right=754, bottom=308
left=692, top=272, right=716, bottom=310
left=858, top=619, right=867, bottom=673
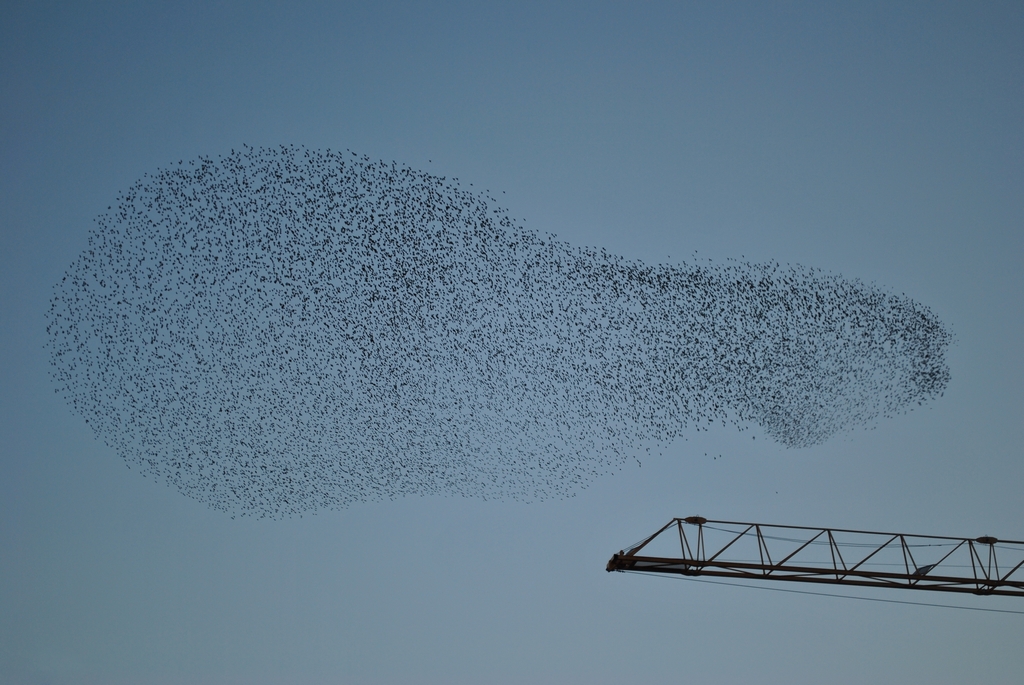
left=607, top=517, right=1024, bottom=597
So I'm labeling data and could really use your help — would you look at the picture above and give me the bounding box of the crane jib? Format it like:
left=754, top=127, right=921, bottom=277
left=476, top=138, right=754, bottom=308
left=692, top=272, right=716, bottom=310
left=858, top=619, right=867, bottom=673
left=607, top=518, right=1024, bottom=597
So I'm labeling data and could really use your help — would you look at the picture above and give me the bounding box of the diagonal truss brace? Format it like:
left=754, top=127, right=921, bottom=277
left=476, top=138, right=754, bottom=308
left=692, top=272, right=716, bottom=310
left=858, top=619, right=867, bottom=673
left=607, top=517, right=1024, bottom=597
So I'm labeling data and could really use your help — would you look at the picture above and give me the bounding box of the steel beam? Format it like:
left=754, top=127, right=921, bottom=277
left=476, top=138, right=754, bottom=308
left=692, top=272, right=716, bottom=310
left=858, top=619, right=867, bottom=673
left=607, top=518, right=1024, bottom=597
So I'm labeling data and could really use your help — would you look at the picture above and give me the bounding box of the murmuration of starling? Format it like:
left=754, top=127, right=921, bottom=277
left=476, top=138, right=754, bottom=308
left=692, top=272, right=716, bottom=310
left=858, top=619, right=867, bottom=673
left=46, top=146, right=952, bottom=517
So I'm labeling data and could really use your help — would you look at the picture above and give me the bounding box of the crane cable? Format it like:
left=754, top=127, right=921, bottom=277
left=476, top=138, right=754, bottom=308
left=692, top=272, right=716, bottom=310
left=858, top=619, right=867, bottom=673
left=633, top=571, right=1024, bottom=615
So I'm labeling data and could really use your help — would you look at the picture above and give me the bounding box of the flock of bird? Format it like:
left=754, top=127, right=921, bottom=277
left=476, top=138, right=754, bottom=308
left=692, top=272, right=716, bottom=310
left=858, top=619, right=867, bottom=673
left=46, top=146, right=952, bottom=517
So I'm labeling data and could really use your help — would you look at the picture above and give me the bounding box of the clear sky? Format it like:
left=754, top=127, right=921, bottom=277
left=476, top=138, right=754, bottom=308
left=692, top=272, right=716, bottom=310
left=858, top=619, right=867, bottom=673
left=2, top=2, right=1022, bottom=683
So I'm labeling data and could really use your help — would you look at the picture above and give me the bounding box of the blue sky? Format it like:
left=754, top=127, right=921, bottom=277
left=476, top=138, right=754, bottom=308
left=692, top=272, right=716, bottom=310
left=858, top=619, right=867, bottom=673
left=2, top=2, right=1023, bottom=683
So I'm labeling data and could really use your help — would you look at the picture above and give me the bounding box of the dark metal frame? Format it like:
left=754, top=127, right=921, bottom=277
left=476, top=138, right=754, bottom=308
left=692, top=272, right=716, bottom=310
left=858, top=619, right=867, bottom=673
left=607, top=517, right=1024, bottom=597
